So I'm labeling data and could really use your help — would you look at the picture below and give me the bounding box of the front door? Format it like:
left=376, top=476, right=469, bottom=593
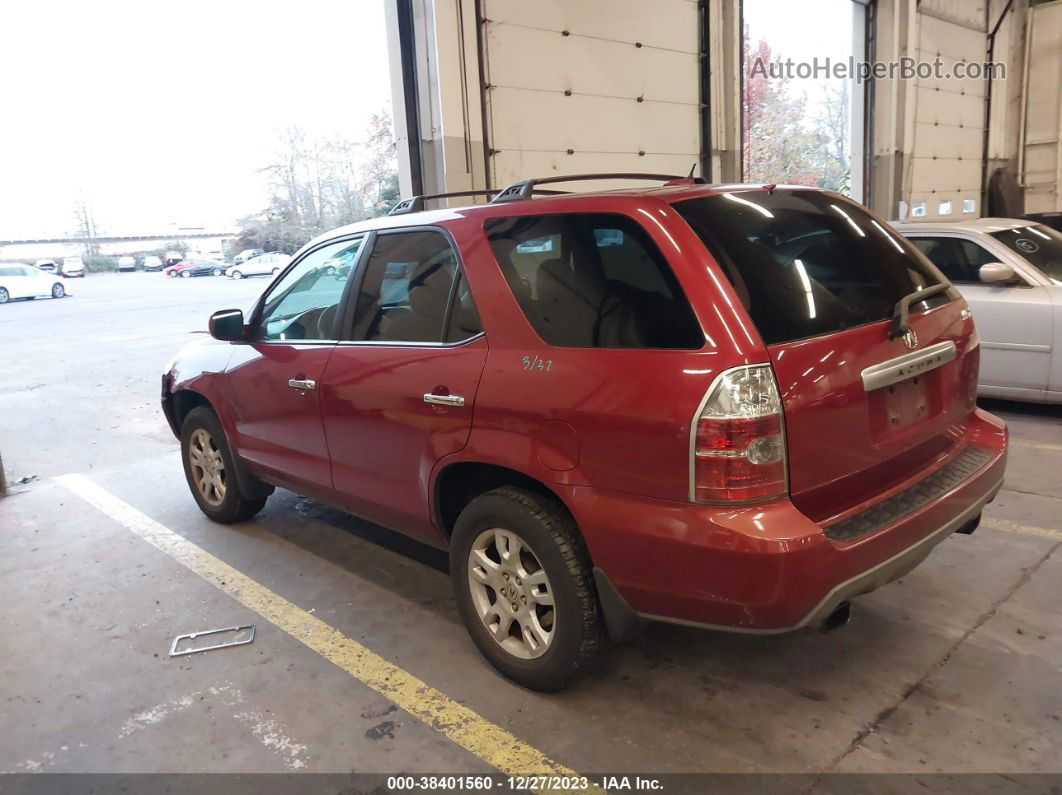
left=909, top=234, right=1053, bottom=392
left=224, top=236, right=365, bottom=495
left=321, top=229, right=487, bottom=539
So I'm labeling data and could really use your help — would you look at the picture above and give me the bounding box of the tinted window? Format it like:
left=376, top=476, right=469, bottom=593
left=350, top=231, right=476, bottom=343
left=909, top=237, right=996, bottom=283
left=989, top=225, right=1062, bottom=282
left=0, top=267, right=20, bottom=277
left=484, top=213, right=702, bottom=349
left=674, top=191, right=950, bottom=345
left=258, top=237, right=362, bottom=341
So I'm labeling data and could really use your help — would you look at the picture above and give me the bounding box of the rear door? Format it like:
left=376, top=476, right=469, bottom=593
left=0, top=266, right=31, bottom=298
left=320, top=228, right=487, bottom=540
left=674, top=190, right=976, bottom=522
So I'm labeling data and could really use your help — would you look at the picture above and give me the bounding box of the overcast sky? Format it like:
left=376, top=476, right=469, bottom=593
left=0, top=0, right=392, bottom=239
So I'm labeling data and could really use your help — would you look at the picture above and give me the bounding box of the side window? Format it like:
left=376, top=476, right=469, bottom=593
left=257, top=237, right=363, bottom=341
left=910, top=237, right=994, bottom=283
left=350, top=230, right=478, bottom=343
left=484, top=213, right=703, bottom=349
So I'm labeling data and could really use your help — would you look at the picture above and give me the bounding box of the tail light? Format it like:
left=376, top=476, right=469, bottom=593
left=690, top=365, right=788, bottom=503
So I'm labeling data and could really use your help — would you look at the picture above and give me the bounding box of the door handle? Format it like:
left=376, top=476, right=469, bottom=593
left=288, top=378, right=317, bottom=391
left=423, top=393, right=465, bottom=407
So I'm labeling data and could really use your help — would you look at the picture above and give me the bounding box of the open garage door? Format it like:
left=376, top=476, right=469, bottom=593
left=479, top=0, right=704, bottom=188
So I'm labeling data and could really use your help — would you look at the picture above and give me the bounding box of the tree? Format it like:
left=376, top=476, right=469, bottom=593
left=808, top=81, right=851, bottom=193
left=742, top=36, right=821, bottom=186
left=239, top=110, right=400, bottom=252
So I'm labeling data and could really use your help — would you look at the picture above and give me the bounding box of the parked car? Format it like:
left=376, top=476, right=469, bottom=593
left=143, top=255, right=164, bottom=272
left=164, top=177, right=1007, bottom=690
left=1025, top=211, right=1062, bottom=234
left=61, top=257, right=85, bottom=278
left=117, top=256, right=137, bottom=272
left=225, top=252, right=290, bottom=279
left=0, top=263, right=67, bottom=303
left=233, top=248, right=264, bottom=265
left=35, top=259, right=58, bottom=273
left=167, top=258, right=226, bottom=278
left=163, top=251, right=183, bottom=267
left=896, top=218, right=1062, bottom=403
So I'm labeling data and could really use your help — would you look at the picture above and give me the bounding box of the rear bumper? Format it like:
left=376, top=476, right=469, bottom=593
left=564, top=408, right=1007, bottom=633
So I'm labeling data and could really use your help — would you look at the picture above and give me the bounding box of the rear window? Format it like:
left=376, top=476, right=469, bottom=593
left=674, top=191, right=949, bottom=345
left=484, top=213, right=703, bottom=349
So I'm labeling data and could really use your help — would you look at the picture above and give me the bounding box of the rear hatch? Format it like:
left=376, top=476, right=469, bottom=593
left=674, top=189, right=979, bottom=522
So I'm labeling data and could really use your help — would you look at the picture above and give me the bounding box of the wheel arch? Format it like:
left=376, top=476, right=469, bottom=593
left=433, top=461, right=580, bottom=544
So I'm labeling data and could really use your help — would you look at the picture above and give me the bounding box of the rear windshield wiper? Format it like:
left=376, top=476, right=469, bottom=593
left=888, top=281, right=950, bottom=339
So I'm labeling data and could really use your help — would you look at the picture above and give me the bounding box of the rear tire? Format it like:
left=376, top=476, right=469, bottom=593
left=180, top=406, right=267, bottom=523
left=213, top=268, right=223, bottom=276
left=450, top=487, right=601, bottom=691
left=0, top=288, right=8, bottom=304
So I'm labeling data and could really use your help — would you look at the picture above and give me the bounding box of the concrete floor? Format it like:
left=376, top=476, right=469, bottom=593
left=1, top=273, right=1060, bottom=782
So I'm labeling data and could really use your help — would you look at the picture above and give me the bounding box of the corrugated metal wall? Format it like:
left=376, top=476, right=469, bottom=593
left=480, top=0, right=702, bottom=188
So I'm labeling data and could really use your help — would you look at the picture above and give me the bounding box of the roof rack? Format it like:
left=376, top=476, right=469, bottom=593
left=490, top=172, right=703, bottom=204
left=388, top=186, right=571, bottom=216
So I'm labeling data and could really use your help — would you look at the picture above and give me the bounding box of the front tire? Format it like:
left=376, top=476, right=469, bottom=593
left=180, top=407, right=267, bottom=523
left=52, top=283, right=65, bottom=298
left=0, top=287, right=8, bottom=304
left=181, top=270, right=192, bottom=278
left=232, top=270, right=243, bottom=279
left=450, top=487, right=601, bottom=691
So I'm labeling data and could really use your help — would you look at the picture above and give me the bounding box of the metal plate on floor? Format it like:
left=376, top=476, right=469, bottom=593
left=169, top=624, right=255, bottom=657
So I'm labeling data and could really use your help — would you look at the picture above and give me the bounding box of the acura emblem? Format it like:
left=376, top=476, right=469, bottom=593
left=903, top=329, right=919, bottom=350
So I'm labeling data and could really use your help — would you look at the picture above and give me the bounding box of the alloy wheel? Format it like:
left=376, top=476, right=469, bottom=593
left=467, top=527, right=555, bottom=659
left=188, top=428, right=226, bottom=507
left=52, top=284, right=64, bottom=298
left=0, top=288, right=8, bottom=303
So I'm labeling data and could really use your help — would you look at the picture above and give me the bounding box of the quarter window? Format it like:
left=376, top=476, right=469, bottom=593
left=257, top=237, right=363, bottom=341
left=483, top=213, right=702, bottom=349
left=350, top=230, right=480, bottom=343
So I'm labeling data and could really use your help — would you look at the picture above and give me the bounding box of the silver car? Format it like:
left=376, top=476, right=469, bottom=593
left=895, top=218, right=1062, bottom=404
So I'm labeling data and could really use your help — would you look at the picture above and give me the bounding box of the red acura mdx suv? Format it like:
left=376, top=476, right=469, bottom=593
left=163, top=175, right=1007, bottom=690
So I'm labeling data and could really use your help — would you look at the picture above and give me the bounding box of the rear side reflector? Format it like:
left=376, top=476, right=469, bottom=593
left=690, top=365, right=788, bottom=503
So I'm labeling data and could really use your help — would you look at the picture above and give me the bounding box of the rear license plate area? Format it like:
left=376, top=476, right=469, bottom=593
left=869, top=372, right=943, bottom=440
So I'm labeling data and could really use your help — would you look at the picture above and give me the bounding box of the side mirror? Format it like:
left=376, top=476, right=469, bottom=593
left=979, top=262, right=1018, bottom=285
left=209, top=309, right=246, bottom=341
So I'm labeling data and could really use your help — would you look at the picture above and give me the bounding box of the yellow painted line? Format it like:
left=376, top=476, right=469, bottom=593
left=982, top=516, right=1062, bottom=541
left=1009, top=439, right=1062, bottom=454
left=55, top=473, right=604, bottom=792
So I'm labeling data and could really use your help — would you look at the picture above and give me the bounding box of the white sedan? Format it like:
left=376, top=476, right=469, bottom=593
left=0, top=263, right=67, bottom=303
left=895, top=217, right=1062, bottom=404
left=225, top=252, right=290, bottom=279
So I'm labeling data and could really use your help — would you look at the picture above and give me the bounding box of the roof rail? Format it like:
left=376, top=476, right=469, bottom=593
left=389, top=189, right=501, bottom=216
left=490, top=172, right=703, bottom=204
left=388, top=186, right=572, bottom=215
